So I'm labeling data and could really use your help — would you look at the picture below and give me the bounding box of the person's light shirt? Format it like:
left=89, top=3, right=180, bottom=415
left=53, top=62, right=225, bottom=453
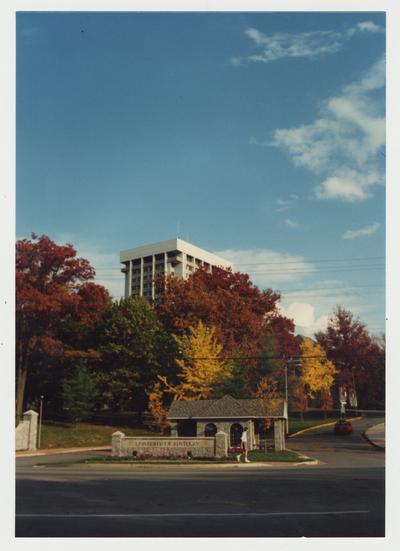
left=241, top=431, right=247, bottom=443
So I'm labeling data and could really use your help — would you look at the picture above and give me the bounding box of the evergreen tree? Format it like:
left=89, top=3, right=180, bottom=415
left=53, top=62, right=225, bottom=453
left=61, top=360, right=97, bottom=422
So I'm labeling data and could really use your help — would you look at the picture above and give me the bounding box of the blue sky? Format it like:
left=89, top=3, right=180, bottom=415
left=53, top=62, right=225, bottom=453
left=16, top=11, right=385, bottom=336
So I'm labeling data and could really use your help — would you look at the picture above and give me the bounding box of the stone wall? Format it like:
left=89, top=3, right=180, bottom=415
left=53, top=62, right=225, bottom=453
left=16, top=410, right=38, bottom=451
left=112, top=432, right=228, bottom=458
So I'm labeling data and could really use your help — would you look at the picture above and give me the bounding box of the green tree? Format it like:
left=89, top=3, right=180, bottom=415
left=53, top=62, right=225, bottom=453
left=97, top=296, right=173, bottom=419
left=61, top=360, right=97, bottom=422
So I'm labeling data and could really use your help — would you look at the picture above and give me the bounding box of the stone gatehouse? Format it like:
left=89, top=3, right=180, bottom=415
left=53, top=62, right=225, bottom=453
left=167, top=394, right=287, bottom=451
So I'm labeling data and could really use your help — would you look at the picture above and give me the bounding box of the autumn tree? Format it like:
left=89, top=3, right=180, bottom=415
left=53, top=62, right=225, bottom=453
left=16, top=234, right=110, bottom=420
left=147, top=381, right=170, bottom=432
left=96, top=295, right=173, bottom=420
left=158, top=320, right=233, bottom=401
left=155, top=267, right=297, bottom=389
left=288, top=374, right=308, bottom=420
left=300, top=338, right=337, bottom=402
left=315, top=307, right=384, bottom=409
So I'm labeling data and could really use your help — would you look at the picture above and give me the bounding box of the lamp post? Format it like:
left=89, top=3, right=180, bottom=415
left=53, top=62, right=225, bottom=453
left=38, top=395, right=44, bottom=449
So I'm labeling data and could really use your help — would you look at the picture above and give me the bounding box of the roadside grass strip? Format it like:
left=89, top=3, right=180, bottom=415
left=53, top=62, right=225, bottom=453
left=76, top=449, right=311, bottom=465
left=288, top=416, right=362, bottom=438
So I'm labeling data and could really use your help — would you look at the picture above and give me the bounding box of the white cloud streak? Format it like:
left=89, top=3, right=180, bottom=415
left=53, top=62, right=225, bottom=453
left=231, top=21, right=383, bottom=65
left=215, top=248, right=315, bottom=287
left=285, top=218, right=299, bottom=229
left=270, top=56, right=385, bottom=202
left=342, top=222, right=380, bottom=240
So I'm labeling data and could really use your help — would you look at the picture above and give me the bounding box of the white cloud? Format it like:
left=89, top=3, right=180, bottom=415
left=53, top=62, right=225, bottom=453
left=356, top=21, right=382, bottom=33
left=342, top=222, right=380, bottom=240
left=270, top=56, right=385, bottom=202
left=215, top=248, right=315, bottom=287
left=275, top=194, right=298, bottom=212
left=285, top=218, right=299, bottom=229
left=280, top=301, right=328, bottom=334
left=231, top=21, right=383, bottom=65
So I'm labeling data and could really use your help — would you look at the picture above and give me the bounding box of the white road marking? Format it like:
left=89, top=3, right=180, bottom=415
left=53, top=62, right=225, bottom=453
left=17, top=510, right=369, bottom=518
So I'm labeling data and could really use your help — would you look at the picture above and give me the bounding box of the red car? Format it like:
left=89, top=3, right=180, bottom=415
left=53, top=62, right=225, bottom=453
left=334, top=420, right=353, bottom=434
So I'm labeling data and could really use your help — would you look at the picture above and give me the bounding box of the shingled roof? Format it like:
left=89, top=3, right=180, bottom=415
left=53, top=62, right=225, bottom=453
left=167, top=394, right=286, bottom=419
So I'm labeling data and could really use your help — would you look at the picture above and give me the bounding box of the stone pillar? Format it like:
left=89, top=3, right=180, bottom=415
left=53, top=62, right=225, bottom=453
left=274, top=419, right=285, bottom=452
left=170, top=422, right=178, bottom=437
left=215, top=431, right=228, bottom=458
left=196, top=421, right=207, bottom=437
left=112, top=431, right=125, bottom=457
left=248, top=420, right=256, bottom=450
left=25, top=410, right=38, bottom=450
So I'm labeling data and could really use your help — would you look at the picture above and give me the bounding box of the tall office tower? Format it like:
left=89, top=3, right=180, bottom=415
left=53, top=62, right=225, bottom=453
left=120, top=238, right=233, bottom=301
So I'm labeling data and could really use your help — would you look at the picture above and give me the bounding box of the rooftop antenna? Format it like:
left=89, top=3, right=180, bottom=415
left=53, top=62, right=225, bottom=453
left=177, top=221, right=180, bottom=239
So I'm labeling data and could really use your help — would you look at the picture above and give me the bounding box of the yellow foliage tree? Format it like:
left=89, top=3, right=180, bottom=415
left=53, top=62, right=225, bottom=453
left=159, top=320, right=232, bottom=400
left=300, top=338, right=337, bottom=398
left=147, top=381, right=170, bottom=432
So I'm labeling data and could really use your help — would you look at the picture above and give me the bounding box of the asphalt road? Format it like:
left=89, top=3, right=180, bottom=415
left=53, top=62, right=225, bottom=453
left=15, top=415, right=385, bottom=537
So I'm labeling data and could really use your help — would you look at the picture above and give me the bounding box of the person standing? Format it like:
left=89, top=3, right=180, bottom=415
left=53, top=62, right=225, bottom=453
left=237, top=427, right=250, bottom=463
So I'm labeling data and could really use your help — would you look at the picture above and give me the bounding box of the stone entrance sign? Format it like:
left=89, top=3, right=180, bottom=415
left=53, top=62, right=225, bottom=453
left=112, top=431, right=228, bottom=458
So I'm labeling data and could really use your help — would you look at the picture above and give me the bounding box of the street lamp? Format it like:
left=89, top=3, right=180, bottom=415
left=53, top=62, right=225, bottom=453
left=38, top=395, right=44, bottom=449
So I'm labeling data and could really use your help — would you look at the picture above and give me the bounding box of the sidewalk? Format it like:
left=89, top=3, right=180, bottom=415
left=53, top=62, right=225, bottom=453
left=16, top=446, right=111, bottom=458
left=363, top=422, right=385, bottom=449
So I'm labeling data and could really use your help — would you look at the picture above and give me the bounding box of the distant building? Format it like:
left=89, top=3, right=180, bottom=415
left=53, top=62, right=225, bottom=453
left=120, top=238, right=233, bottom=301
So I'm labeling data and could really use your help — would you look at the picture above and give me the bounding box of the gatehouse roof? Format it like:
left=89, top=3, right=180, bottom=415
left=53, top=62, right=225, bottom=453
left=167, top=394, right=287, bottom=420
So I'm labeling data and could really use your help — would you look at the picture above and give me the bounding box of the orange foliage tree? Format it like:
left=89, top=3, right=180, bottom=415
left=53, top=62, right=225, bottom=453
left=16, top=234, right=110, bottom=419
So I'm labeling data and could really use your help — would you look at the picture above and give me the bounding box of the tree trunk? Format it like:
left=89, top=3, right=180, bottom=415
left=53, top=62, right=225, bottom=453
left=16, top=340, right=29, bottom=422
left=16, top=365, right=28, bottom=422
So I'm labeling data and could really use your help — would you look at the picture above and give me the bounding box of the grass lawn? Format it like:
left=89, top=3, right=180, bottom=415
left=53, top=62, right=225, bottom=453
left=287, top=417, right=336, bottom=435
left=82, top=449, right=309, bottom=464
left=40, top=422, right=158, bottom=449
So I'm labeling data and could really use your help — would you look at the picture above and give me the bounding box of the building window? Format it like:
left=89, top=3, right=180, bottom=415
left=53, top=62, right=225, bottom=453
left=204, top=423, right=218, bottom=437
left=230, top=423, right=243, bottom=447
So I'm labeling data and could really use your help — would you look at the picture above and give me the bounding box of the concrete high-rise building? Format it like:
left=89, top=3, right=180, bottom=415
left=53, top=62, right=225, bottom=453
left=120, top=238, right=233, bottom=301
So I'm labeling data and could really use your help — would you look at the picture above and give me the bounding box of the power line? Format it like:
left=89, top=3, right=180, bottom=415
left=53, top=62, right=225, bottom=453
left=246, top=266, right=384, bottom=275
left=278, top=284, right=384, bottom=292
left=233, top=256, right=384, bottom=266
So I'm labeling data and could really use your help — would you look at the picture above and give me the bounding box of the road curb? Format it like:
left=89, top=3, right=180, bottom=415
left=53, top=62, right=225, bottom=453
left=38, top=460, right=319, bottom=470
left=288, top=416, right=362, bottom=438
left=362, top=431, right=385, bottom=450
